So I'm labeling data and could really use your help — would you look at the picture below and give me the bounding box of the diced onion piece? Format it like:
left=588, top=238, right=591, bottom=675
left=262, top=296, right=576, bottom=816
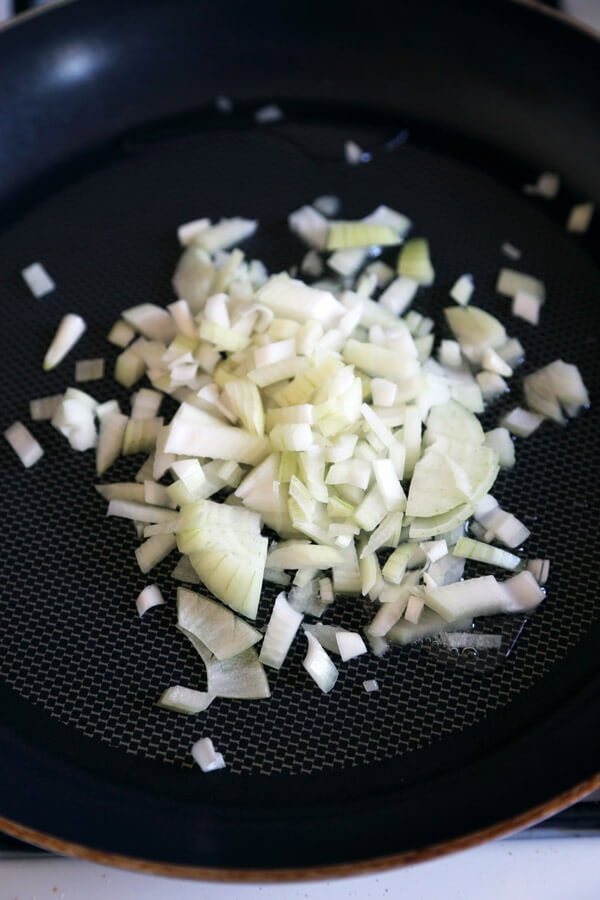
left=96, top=412, right=128, bottom=476
left=501, top=242, right=522, bottom=260
left=363, top=679, right=379, bottom=692
left=523, top=171, right=559, bottom=198
left=107, top=498, right=176, bottom=524
left=527, top=558, right=551, bottom=585
left=363, top=204, right=411, bottom=235
left=158, top=686, right=212, bottom=714
left=512, top=291, right=542, bottom=325
left=496, top=268, right=545, bottom=301
left=335, top=630, right=367, bottom=661
left=438, top=340, right=462, bottom=368
left=122, top=416, right=162, bottom=455
left=115, top=346, right=145, bottom=388
left=379, top=277, right=419, bottom=316
left=484, top=428, right=515, bottom=468
left=397, top=238, right=434, bottom=285
left=424, top=573, right=542, bottom=622
left=257, top=274, right=345, bottom=328
left=524, top=359, right=589, bottom=421
left=404, top=595, right=425, bottom=625
left=130, top=388, right=162, bottom=421
left=566, top=201, right=594, bottom=234
left=344, top=140, right=369, bottom=165
left=193, top=218, right=257, bottom=253
left=21, top=262, right=55, bottom=298
left=487, top=510, right=530, bottom=549
left=43, top=314, right=86, bottom=371
left=441, top=632, right=502, bottom=651
left=288, top=205, right=329, bottom=250
left=482, top=348, right=512, bottom=378
left=313, top=195, right=340, bottom=217
left=420, top=540, right=448, bottom=563
left=497, top=338, right=525, bottom=368
left=75, top=358, right=105, bottom=382
left=453, top=536, right=521, bottom=570
left=177, top=587, right=262, bottom=660
left=191, top=737, right=226, bottom=772
left=445, top=305, right=506, bottom=352
left=328, top=247, right=368, bottom=277
left=3, top=421, right=44, bottom=468
left=502, top=570, right=545, bottom=609
left=29, top=394, right=63, bottom=421
left=259, top=592, right=303, bottom=669
left=136, top=584, right=165, bottom=616
left=450, top=274, right=474, bottom=306
left=135, top=533, right=177, bottom=573
left=501, top=407, right=545, bottom=437
left=107, top=320, right=136, bottom=347
left=267, top=542, right=344, bottom=570
left=300, top=249, right=324, bottom=278
left=302, top=632, right=339, bottom=692
left=122, top=303, right=176, bottom=342
left=326, top=222, right=401, bottom=250
left=177, top=217, right=211, bottom=246
left=476, top=371, right=509, bottom=401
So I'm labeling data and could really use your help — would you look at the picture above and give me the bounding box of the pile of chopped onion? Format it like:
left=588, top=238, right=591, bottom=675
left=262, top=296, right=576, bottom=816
left=9, top=199, right=591, bottom=765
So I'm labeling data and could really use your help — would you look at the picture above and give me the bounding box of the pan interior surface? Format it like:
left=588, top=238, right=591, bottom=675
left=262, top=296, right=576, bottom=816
left=0, top=110, right=598, bottom=788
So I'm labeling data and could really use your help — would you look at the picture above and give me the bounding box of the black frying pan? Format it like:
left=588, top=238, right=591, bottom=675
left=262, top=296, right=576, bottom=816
left=0, top=0, right=598, bottom=879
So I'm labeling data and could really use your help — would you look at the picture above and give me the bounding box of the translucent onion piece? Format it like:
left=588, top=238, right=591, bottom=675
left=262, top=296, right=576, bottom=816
left=191, top=737, right=226, bottom=772
left=302, top=632, right=339, bottom=692
left=3, top=421, right=44, bottom=468
left=21, top=262, right=55, bottom=298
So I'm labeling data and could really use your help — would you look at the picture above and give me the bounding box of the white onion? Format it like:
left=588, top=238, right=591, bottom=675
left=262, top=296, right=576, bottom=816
left=3, top=421, right=44, bottom=468
left=21, top=262, right=55, bottom=298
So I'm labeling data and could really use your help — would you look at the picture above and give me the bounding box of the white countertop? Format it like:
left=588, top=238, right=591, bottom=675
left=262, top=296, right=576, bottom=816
left=1, top=838, right=599, bottom=900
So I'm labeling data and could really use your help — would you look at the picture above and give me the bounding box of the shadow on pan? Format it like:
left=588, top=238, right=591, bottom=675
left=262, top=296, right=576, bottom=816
left=0, top=0, right=598, bottom=879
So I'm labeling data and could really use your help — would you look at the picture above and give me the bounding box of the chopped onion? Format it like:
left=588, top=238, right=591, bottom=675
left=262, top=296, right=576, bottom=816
left=136, top=584, right=165, bottom=616
left=302, top=632, right=339, bottom=692
left=441, top=632, right=502, bottom=651
left=191, top=737, right=226, bottom=772
left=363, top=679, right=379, bottom=692
left=21, top=262, right=55, bottom=298
left=22, top=188, right=594, bottom=728
left=512, top=291, right=542, bottom=325
left=43, top=314, right=86, bottom=371
left=259, top=592, right=303, bottom=669
left=75, top=358, right=105, bottom=382
left=566, top=201, right=594, bottom=234
left=107, top=320, right=135, bottom=348
left=344, top=140, right=369, bottom=165
left=335, top=630, right=367, bottom=661
left=3, top=421, right=44, bottom=468
left=450, top=274, right=474, bottom=306
left=501, top=242, right=522, bottom=260
left=29, top=394, right=63, bottom=421
left=496, top=268, right=545, bottom=301
left=158, top=686, right=212, bottom=714
left=501, top=407, right=545, bottom=438
left=397, top=238, right=434, bottom=285
left=523, top=171, right=559, bottom=198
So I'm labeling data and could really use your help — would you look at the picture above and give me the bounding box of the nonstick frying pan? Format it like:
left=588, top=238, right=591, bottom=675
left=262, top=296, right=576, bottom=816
left=0, top=0, right=598, bottom=879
